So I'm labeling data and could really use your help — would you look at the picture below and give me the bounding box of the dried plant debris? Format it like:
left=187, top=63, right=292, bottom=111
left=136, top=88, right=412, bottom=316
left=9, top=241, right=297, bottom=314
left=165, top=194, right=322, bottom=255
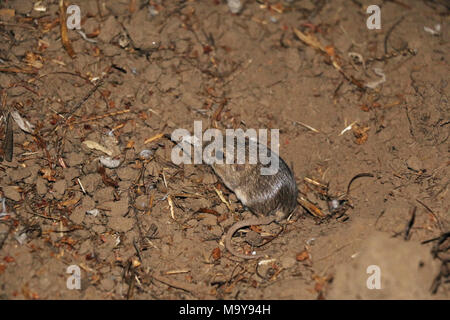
left=0, top=0, right=447, bottom=300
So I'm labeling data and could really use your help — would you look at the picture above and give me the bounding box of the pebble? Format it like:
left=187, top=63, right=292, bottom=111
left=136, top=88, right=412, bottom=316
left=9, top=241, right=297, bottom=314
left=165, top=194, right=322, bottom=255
left=134, top=195, right=149, bottom=211
left=2, top=186, right=21, bottom=201
left=108, top=217, right=134, bottom=232
left=406, top=156, right=423, bottom=172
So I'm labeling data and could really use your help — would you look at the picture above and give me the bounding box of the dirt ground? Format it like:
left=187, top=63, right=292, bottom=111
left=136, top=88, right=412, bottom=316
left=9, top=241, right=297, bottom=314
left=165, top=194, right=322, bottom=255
left=0, top=0, right=448, bottom=300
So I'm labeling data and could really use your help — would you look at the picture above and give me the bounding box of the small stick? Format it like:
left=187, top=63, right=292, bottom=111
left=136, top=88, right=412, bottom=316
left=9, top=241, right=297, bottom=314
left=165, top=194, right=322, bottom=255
left=293, top=121, right=320, bottom=133
left=167, top=195, right=175, bottom=220
left=151, top=273, right=214, bottom=299
left=66, top=80, right=104, bottom=118
left=69, top=109, right=131, bottom=125
left=59, top=0, right=76, bottom=58
left=213, top=186, right=232, bottom=211
left=77, top=178, right=86, bottom=194
left=144, top=133, right=164, bottom=144
left=165, top=270, right=190, bottom=275
left=3, top=112, right=13, bottom=162
left=404, top=206, right=416, bottom=240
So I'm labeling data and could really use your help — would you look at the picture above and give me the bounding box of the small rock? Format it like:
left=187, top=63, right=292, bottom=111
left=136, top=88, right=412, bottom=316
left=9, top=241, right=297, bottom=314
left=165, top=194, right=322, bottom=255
left=209, top=225, right=223, bottom=237
left=134, top=195, right=149, bottom=211
left=280, top=255, right=297, bottom=269
left=7, top=166, right=31, bottom=182
left=53, top=180, right=67, bottom=199
left=2, top=186, right=21, bottom=201
left=66, top=152, right=85, bottom=167
left=36, top=178, right=48, bottom=195
left=78, top=239, right=93, bottom=255
left=181, top=92, right=203, bottom=109
left=98, top=16, right=122, bottom=43
left=144, top=64, right=162, bottom=83
left=79, top=173, right=102, bottom=193
left=200, top=214, right=217, bottom=226
left=92, top=224, right=106, bottom=234
left=100, top=277, right=115, bottom=292
left=116, top=167, right=138, bottom=181
left=93, top=186, right=115, bottom=202
left=202, top=173, right=217, bottom=184
left=406, top=156, right=423, bottom=172
left=108, top=217, right=134, bottom=232
left=227, top=0, right=242, bottom=14
left=102, top=199, right=129, bottom=217
left=82, top=161, right=98, bottom=175
left=125, top=10, right=161, bottom=51
left=11, top=1, right=33, bottom=14
left=157, top=73, right=179, bottom=92
left=64, top=167, right=79, bottom=182
left=70, top=206, right=85, bottom=224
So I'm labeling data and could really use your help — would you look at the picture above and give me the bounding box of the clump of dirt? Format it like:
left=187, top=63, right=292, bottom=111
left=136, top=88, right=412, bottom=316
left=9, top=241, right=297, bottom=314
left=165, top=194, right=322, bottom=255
left=328, top=231, right=441, bottom=299
left=0, top=0, right=448, bottom=300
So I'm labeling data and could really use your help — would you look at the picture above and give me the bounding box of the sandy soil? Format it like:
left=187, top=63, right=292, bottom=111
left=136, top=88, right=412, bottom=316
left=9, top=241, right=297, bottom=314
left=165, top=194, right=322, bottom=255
left=0, top=0, right=448, bottom=300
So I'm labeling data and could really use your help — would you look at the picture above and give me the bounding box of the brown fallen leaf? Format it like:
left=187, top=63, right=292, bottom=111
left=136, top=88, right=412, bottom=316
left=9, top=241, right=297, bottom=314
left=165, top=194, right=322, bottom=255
left=24, top=52, right=44, bottom=69
left=98, top=165, right=119, bottom=187
left=40, top=167, right=56, bottom=182
left=3, top=256, right=15, bottom=263
left=352, top=123, right=370, bottom=145
left=212, top=247, right=221, bottom=260
left=126, top=140, right=135, bottom=149
left=296, top=249, right=310, bottom=262
left=0, top=8, right=15, bottom=17
left=60, top=196, right=80, bottom=207
left=293, top=27, right=325, bottom=52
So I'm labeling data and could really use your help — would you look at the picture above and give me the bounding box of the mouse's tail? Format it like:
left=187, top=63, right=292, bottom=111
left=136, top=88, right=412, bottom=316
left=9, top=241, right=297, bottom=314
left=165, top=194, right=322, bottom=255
left=225, top=216, right=276, bottom=259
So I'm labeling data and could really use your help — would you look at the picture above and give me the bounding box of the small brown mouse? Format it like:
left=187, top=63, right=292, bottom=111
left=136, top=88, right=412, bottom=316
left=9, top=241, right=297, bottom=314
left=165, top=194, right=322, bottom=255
left=208, top=136, right=298, bottom=259
left=168, top=132, right=298, bottom=259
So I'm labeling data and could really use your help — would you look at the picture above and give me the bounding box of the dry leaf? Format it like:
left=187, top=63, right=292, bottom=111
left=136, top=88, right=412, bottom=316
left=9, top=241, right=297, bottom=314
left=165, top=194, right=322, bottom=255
left=10, top=110, right=35, bottom=133
left=212, top=247, right=221, bottom=260
left=82, top=140, right=113, bottom=156
left=293, top=28, right=325, bottom=52
left=0, top=9, right=15, bottom=17
left=296, top=249, right=310, bottom=261
left=352, top=124, right=370, bottom=145
left=3, top=256, right=15, bottom=263
left=24, top=52, right=44, bottom=69
left=60, top=196, right=80, bottom=207
left=40, top=167, right=56, bottom=181
left=126, top=140, right=135, bottom=149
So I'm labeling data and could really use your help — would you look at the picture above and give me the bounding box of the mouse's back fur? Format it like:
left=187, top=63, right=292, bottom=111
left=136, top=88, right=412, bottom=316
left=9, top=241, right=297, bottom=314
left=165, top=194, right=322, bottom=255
left=209, top=136, right=298, bottom=220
